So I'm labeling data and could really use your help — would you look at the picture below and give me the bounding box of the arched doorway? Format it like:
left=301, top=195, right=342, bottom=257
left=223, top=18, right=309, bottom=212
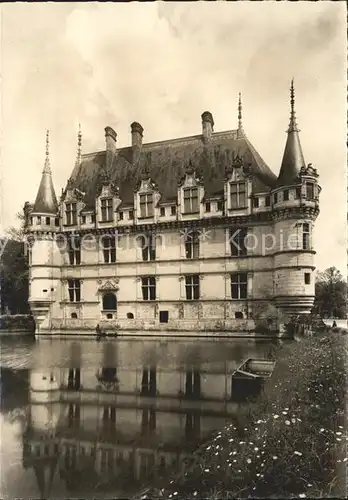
left=102, top=293, right=117, bottom=311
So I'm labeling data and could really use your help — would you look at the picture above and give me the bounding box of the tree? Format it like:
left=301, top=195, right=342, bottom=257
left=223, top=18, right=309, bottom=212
left=0, top=211, right=29, bottom=314
left=313, top=267, right=347, bottom=319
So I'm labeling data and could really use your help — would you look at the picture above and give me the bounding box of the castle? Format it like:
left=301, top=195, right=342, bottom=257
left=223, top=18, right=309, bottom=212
left=25, top=81, right=320, bottom=336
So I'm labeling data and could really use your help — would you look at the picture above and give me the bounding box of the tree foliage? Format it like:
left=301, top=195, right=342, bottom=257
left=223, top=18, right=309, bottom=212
left=314, top=267, right=347, bottom=319
left=0, top=211, right=29, bottom=314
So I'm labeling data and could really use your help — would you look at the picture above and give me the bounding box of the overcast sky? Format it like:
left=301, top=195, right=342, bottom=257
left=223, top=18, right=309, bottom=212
left=0, top=1, right=346, bottom=274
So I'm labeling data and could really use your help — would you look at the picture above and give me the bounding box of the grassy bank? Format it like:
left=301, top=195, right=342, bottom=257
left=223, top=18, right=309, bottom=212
left=137, top=332, right=347, bottom=499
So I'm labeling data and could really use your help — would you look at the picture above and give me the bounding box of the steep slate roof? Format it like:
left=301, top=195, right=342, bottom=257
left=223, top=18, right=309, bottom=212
left=32, top=131, right=59, bottom=214
left=277, top=80, right=306, bottom=187
left=67, top=129, right=277, bottom=211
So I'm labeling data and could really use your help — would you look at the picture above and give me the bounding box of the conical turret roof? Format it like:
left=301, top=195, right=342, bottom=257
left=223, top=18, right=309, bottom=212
left=32, top=131, right=58, bottom=214
left=277, top=80, right=306, bottom=187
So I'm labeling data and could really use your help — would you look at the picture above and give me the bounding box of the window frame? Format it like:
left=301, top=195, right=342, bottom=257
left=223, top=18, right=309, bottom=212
left=229, top=182, right=247, bottom=209
left=141, top=276, right=156, bottom=301
left=231, top=272, right=248, bottom=299
left=183, top=187, right=199, bottom=214
left=185, top=274, right=200, bottom=300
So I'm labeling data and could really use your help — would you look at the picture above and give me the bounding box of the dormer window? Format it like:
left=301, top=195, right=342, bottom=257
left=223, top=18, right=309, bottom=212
left=306, top=183, right=314, bottom=200
left=139, top=193, right=153, bottom=218
left=183, top=188, right=199, bottom=213
left=65, top=203, right=77, bottom=226
left=230, top=182, right=246, bottom=209
left=100, top=198, right=113, bottom=222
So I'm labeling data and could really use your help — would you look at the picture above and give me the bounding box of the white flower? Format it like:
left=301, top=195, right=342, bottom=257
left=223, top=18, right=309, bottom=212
left=273, top=456, right=278, bottom=460
left=273, top=415, right=279, bottom=419
left=299, top=494, right=306, bottom=498
left=204, top=469, right=210, bottom=472
left=336, top=432, right=342, bottom=435
left=285, top=420, right=291, bottom=425
left=254, top=447, right=259, bottom=451
left=247, top=459, right=251, bottom=464
left=294, top=451, right=302, bottom=456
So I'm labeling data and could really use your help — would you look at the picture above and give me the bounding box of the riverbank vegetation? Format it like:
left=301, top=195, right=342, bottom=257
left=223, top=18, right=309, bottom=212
left=138, top=331, right=347, bottom=499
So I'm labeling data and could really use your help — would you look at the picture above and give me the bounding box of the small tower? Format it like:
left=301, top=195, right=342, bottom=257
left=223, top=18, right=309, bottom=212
left=272, top=81, right=320, bottom=329
left=28, top=131, right=61, bottom=335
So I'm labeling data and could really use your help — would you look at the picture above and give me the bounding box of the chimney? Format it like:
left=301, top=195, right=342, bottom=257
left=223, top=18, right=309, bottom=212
left=104, top=126, right=117, bottom=169
left=201, top=111, right=214, bottom=142
left=131, top=122, right=143, bottom=163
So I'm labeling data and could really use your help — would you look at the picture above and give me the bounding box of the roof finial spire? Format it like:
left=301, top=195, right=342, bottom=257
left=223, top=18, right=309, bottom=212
left=43, top=129, right=51, bottom=173
left=288, top=78, right=299, bottom=132
left=238, top=92, right=243, bottom=131
left=76, top=123, right=82, bottom=165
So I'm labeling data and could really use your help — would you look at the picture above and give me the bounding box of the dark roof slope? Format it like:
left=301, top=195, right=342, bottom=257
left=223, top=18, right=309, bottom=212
left=277, top=129, right=305, bottom=187
left=68, top=130, right=277, bottom=210
left=32, top=170, right=58, bottom=214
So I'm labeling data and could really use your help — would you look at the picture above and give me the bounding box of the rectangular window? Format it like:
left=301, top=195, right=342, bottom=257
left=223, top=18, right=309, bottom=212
left=231, top=273, right=248, bottom=299
left=67, top=279, right=81, bottom=302
left=304, top=272, right=311, bottom=285
left=306, top=183, right=314, bottom=200
left=185, top=275, right=200, bottom=300
left=295, top=187, right=301, bottom=199
left=100, top=198, right=113, bottom=222
left=253, top=198, right=259, bottom=208
left=229, top=227, right=248, bottom=256
left=67, top=369, right=81, bottom=390
left=118, top=211, right=123, bottom=221
left=68, top=237, right=81, bottom=265
left=37, top=216, right=41, bottom=225
left=265, top=195, right=271, bottom=207
left=283, top=190, right=289, bottom=201
left=159, top=311, right=169, bottom=323
left=273, top=193, right=278, bottom=204
left=142, top=232, right=156, bottom=261
left=65, top=203, right=77, bottom=226
left=141, top=276, right=156, bottom=301
left=205, top=202, right=211, bottom=212
left=217, top=200, right=224, bottom=212
left=230, top=182, right=246, bottom=209
left=102, top=236, right=116, bottom=263
left=139, top=193, right=154, bottom=218
left=81, top=215, right=86, bottom=224
left=160, top=207, right=165, bottom=217
left=171, top=205, right=176, bottom=216
left=302, top=223, right=311, bottom=250
left=45, top=217, right=50, bottom=225
left=129, top=210, right=134, bottom=220
left=185, top=230, right=200, bottom=259
left=183, top=188, right=199, bottom=213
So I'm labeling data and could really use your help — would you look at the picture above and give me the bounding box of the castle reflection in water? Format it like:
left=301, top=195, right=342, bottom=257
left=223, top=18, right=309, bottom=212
left=21, top=338, right=276, bottom=498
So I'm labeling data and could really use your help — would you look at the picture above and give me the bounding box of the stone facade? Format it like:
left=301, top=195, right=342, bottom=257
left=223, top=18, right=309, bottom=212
left=25, top=86, right=320, bottom=336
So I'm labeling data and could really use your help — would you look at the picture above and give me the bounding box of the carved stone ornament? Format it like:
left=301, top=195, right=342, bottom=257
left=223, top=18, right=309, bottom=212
left=97, top=279, right=119, bottom=291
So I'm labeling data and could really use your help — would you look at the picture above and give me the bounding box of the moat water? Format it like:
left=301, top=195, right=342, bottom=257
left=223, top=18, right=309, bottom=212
left=0, top=334, right=279, bottom=499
